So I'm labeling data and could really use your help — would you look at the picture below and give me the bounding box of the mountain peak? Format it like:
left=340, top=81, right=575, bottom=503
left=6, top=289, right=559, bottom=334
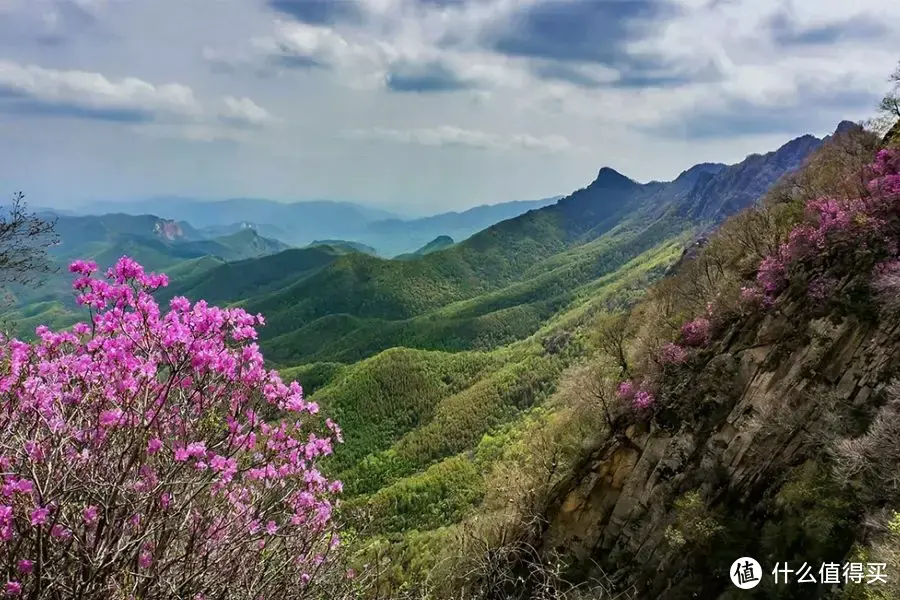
left=592, top=167, right=635, bottom=188
left=675, top=162, right=727, bottom=186
left=834, top=120, right=862, bottom=136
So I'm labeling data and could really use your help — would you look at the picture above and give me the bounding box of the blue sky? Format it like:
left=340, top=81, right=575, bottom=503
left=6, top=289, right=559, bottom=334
left=0, top=0, right=897, bottom=214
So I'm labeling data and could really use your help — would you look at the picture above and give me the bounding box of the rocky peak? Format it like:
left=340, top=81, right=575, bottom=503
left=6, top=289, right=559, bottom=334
left=591, top=167, right=636, bottom=189
left=153, top=219, right=184, bottom=241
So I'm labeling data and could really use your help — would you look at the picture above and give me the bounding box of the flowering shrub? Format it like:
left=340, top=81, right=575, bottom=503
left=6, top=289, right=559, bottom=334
left=632, top=390, right=655, bottom=410
left=680, top=318, right=711, bottom=348
left=616, top=379, right=655, bottom=410
left=752, top=149, right=900, bottom=306
left=0, top=258, right=343, bottom=598
left=659, top=343, right=688, bottom=366
left=616, top=380, right=636, bottom=400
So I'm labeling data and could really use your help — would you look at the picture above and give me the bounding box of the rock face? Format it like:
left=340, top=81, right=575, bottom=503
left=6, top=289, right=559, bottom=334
left=539, top=297, right=900, bottom=599
left=153, top=219, right=185, bottom=241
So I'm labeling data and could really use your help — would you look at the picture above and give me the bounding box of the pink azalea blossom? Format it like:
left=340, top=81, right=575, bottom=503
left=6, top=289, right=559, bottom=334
left=0, top=257, right=343, bottom=596
left=29, top=507, right=49, bottom=527
left=16, top=560, right=32, bottom=575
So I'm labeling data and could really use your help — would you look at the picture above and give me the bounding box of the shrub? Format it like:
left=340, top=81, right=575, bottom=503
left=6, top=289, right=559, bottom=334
left=0, top=258, right=343, bottom=599
left=752, top=148, right=900, bottom=307
left=659, top=342, right=688, bottom=366
left=680, top=318, right=711, bottom=348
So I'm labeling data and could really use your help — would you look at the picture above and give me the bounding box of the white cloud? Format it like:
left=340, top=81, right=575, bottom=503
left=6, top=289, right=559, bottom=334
left=2, top=0, right=900, bottom=212
left=0, top=58, right=203, bottom=118
left=0, top=58, right=274, bottom=130
left=344, top=125, right=575, bottom=153
left=219, top=96, right=273, bottom=127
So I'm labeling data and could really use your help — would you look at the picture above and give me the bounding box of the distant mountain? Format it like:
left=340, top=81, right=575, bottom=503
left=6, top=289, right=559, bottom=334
left=306, top=240, right=378, bottom=256
left=156, top=246, right=343, bottom=308
left=68, top=196, right=562, bottom=256
left=71, top=197, right=398, bottom=246
left=180, top=229, right=290, bottom=262
left=674, top=134, right=823, bottom=222
left=9, top=213, right=290, bottom=312
left=170, top=129, right=826, bottom=366
left=358, top=197, right=562, bottom=256
left=199, top=221, right=292, bottom=243
left=394, top=236, right=455, bottom=260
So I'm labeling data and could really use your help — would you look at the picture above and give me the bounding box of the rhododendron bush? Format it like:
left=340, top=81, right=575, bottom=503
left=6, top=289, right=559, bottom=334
left=749, top=148, right=900, bottom=305
left=0, top=258, right=343, bottom=599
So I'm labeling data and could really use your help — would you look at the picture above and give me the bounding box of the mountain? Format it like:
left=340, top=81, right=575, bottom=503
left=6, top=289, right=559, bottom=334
left=199, top=221, right=292, bottom=243
left=71, top=197, right=399, bottom=247
left=179, top=229, right=290, bottom=262
left=5, top=213, right=292, bottom=325
left=674, top=134, right=823, bottom=222
left=306, top=240, right=378, bottom=256
left=157, top=246, right=343, bottom=308
left=394, top=235, right=455, bottom=260
left=169, top=131, right=824, bottom=367
left=360, top=197, right=561, bottom=256
left=69, top=196, right=563, bottom=256
left=293, top=122, right=875, bottom=594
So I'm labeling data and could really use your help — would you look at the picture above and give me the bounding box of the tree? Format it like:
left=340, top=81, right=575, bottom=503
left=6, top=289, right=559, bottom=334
left=879, top=62, right=900, bottom=120
left=873, top=60, right=900, bottom=144
left=0, top=192, right=58, bottom=294
left=593, top=312, right=633, bottom=377
left=0, top=257, right=344, bottom=599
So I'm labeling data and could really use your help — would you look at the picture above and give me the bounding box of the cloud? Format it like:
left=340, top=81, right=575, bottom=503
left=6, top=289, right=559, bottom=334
left=212, top=17, right=526, bottom=93
left=385, top=59, right=478, bottom=92
left=218, top=96, right=273, bottom=127
left=767, top=11, right=889, bottom=47
left=344, top=125, right=576, bottom=153
left=486, top=0, right=679, bottom=65
left=266, top=0, right=366, bottom=26
left=0, top=0, right=111, bottom=46
left=0, top=59, right=273, bottom=130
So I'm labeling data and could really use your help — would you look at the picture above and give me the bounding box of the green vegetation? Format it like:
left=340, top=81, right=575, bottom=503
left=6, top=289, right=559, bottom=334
left=307, top=239, right=379, bottom=255
left=394, top=235, right=455, bottom=260
left=3, top=130, right=827, bottom=596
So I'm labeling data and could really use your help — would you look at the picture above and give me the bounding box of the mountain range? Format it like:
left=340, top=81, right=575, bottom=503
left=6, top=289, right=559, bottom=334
left=159, top=129, right=825, bottom=367
left=6, top=122, right=867, bottom=598
left=66, top=196, right=562, bottom=256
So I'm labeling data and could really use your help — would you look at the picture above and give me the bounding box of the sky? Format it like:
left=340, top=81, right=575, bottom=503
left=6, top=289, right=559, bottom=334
left=0, top=0, right=898, bottom=216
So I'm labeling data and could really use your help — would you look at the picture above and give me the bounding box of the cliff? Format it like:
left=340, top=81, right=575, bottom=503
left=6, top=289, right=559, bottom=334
left=539, top=290, right=900, bottom=599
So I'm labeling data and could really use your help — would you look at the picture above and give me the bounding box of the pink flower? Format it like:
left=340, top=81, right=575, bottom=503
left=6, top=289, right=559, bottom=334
left=4, top=581, right=21, bottom=596
left=51, top=524, right=71, bottom=540
left=138, top=549, right=153, bottom=569
left=29, top=507, right=49, bottom=527
left=680, top=318, right=711, bottom=347
left=0, top=256, right=343, bottom=594
left=659, top=343, right=688, bottom=365
left=616, top=380, right=636, bottom=399
left=146, top=438, right=163, bottom=455
left=99, top=409, right=123, bottom=428
left=83, top=505, right=99, bottom=526
left=16, top=561, right=32, bottom=575
left=68, top=259, right=98, bottom=275
left=632, top=391, right=655, bottom=410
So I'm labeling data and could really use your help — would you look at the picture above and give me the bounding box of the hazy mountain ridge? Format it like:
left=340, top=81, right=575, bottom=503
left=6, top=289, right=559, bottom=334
left=162, top=129, right=828, bottom=368
left=64, top=196, right=564, bottom=256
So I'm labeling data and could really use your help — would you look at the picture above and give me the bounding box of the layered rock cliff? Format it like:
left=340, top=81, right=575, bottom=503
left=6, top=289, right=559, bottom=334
left=540, top=290, right=900, bottom=599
